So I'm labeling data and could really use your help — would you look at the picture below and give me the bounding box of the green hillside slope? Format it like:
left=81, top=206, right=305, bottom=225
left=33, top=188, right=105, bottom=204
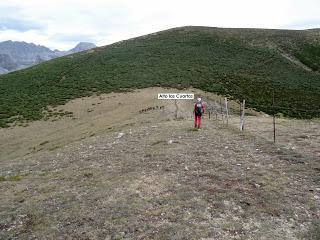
left=0, top=26, right=320, bottom=127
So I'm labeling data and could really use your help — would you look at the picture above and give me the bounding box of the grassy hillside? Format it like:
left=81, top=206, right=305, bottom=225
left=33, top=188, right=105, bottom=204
left=0, top=26, right=320, bottom=127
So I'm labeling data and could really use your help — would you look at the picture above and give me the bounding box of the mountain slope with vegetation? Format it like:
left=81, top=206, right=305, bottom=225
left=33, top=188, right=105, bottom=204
left=0, top=26, right=320, bottom=127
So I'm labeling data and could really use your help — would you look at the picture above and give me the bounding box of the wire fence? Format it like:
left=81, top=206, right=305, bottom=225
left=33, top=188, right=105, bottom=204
left=203, top=97, right=320, bottom=150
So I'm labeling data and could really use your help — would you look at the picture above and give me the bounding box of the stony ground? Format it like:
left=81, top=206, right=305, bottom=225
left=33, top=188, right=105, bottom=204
left=0, top=88, right=319, bottom=239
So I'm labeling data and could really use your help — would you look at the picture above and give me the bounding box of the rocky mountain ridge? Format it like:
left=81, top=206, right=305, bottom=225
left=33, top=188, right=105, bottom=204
left=0, top=41, right=96, bottom=74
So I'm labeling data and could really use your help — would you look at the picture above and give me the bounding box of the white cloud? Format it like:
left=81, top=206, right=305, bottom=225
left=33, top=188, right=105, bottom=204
left=0, top=0, right=319, bottom=50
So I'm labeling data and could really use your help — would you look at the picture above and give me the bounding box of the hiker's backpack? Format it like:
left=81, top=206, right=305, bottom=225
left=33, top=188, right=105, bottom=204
left=195, top=102, right=202, bottom=116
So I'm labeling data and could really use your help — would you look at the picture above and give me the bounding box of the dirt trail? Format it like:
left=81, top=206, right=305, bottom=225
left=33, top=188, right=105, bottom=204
left=0, top=87, right=225, bottom=162
left=0, top=88, right=319, bottom=239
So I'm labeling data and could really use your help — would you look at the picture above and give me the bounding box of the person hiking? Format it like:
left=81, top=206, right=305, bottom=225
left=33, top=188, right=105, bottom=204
left=193, top=97, right=205, bottom=129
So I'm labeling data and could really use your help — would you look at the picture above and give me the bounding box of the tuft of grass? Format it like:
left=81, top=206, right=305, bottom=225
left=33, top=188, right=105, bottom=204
left=7, top=175, right=22, bottom=181
left=39, top=140, right=49, bottom=146
left=0, top=175, right=22, bottom=181
left=151, top=140, right=166, bottom=146
left=188, top=128, right=199, bottom=132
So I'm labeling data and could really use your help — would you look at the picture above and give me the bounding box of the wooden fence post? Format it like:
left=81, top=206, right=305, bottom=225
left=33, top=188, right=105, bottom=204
left=240, top=100, right=245, bottom=131
left=273, top=114, right=276, bottom=143
left=239, top=101, right=242, bottom=121
left=215, top=101, right=218, bottom=120
left=272, top=90, right=276, bottom=143
left=174, top=99, right=178, bottom=119
left=225, top=97, right=229, bottom=125
left=220, top=98, right=224, bottom=123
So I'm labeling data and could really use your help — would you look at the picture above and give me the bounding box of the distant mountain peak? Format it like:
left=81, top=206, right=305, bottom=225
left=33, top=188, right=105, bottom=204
left=75, top=42, right=96, bottom=48
left=69, top=42, right=96, bottom=53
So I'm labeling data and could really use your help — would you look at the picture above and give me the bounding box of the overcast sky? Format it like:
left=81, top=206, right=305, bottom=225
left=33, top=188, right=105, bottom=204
left=0, top=0, right=319, bottom=50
